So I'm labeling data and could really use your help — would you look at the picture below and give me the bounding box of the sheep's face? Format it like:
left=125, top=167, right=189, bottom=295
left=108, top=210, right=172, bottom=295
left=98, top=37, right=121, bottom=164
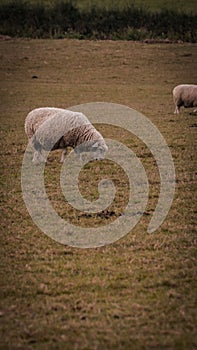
left=75, top=140, right=108, bottom=160
left=91, top=141, right=108, bottom=160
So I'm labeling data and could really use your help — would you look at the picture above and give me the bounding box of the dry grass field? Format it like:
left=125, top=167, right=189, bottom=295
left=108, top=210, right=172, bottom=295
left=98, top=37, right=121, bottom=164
left=0, top=38, right=197, bottom=349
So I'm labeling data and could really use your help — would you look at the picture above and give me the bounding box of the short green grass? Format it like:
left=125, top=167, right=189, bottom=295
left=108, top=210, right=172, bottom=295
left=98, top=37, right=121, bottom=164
left=0, top=38, right=197, bottom=349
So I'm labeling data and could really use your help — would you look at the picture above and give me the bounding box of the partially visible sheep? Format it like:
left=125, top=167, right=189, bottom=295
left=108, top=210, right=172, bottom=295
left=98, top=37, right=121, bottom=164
left=25, top=107, right=108, bottom=163
left=173, top=84, right=197, bottom=114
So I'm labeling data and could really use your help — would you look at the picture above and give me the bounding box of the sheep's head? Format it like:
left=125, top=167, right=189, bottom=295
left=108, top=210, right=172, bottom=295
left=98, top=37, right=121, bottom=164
left=75, top=139, right=108, bottom=160
left=91, top=140, right=108, bottom=160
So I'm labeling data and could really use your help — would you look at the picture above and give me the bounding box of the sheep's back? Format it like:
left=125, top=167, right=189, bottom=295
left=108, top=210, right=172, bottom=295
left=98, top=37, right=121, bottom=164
left=25, top=108, right=91, bottom=136
left=25, top=107, right=92, bottom=150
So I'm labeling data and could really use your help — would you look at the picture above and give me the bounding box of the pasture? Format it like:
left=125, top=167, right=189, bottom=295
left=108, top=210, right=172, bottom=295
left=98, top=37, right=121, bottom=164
left=0, top=38, right=197, bottom=349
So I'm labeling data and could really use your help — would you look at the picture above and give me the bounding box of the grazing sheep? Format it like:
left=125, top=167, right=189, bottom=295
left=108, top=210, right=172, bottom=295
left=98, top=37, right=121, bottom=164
left=25, top=107, right=108, bottom=163
left=173, top=84, right=197, bottom=114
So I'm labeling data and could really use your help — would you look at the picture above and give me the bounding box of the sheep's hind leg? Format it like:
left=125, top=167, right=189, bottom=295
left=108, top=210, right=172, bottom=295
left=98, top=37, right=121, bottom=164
left=32, top=150, right=45, bottom=164
left=32, top=140, right=45, bottom=164
left=174, top=105, right=180, bottom=114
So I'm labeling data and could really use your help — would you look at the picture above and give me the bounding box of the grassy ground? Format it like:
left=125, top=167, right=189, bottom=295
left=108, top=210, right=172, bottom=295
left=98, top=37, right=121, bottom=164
left=0, top=38, right=197, bottom=349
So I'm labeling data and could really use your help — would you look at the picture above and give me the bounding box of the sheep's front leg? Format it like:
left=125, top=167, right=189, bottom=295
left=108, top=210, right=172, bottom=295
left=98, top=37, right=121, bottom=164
left=60, top=148, right=67, bottom=163
left=74, top=148, right=83, bottom=162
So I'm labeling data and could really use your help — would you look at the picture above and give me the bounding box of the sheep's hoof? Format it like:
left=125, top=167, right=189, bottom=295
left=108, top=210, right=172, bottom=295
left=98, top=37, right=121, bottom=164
left=32, top=160, right=45, bottom=165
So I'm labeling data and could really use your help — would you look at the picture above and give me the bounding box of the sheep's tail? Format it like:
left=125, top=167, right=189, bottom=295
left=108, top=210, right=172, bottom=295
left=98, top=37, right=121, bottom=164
left=24, top=118, right=34, bottom=139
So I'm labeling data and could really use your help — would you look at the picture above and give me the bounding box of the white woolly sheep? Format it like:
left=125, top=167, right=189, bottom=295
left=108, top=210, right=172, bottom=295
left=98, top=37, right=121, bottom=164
left=173, top=84, right=197, bottom=114
left=25, top=107, right=108, bottom=163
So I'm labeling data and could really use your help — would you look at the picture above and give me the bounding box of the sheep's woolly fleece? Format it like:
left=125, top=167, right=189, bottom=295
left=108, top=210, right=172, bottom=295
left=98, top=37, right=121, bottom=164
left=173, top=84, right=197, bottom=114
left=25, top=107, right=108, bottom=159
